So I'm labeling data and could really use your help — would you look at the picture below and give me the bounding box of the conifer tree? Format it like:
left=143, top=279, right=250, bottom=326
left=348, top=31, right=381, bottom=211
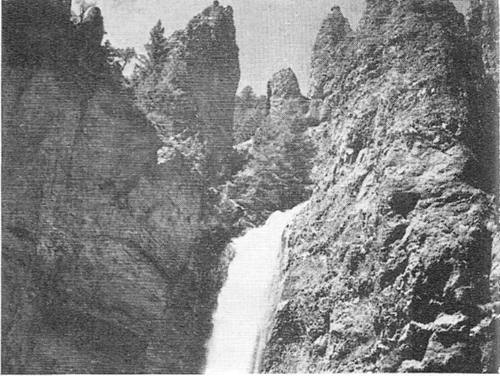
left=233, top=86, right=267, bottom=144
left=233, top=113, right=315, bottom=224
left=145, top=20, right=168, bottom=70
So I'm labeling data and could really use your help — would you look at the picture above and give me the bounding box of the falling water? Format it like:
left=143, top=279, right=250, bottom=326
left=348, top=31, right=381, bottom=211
left=204, top=203, right=305, bottom=374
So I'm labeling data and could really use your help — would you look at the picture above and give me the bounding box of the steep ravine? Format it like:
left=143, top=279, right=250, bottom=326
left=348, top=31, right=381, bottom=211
left=2, top=0, right=239, bottom=373
left=2, top=0, right=498, bottom=374
left=259, top=0, right=498, bottom=373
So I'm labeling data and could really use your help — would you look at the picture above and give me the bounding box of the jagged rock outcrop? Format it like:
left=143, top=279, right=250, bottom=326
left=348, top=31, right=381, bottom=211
left=77, top=7, right=105, bottom=51
left=2, top=0, right=237, bottom=373
left=135, top=1, right=240, bottom=180
left=260, top=0, right=497, bottom=373
left=188, top=2, right=239, bottom=172
left=308, top=6, right=352, bottom=123
left=266, top=67, right=309, bottom=119
left=309, top=6, right=352, bottom=100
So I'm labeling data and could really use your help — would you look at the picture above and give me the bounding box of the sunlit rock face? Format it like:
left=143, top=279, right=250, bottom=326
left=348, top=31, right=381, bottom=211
left=266, top=67, right=309, bottom=121
left=309, top=6, right=352, bottom=100
left=260, top=0, right=497, bottom=372
left=2, top=0, right=237, bottom=373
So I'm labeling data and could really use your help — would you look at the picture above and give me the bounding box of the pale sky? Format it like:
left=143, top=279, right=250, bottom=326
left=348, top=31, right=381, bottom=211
left=77, top=0, right=470, bottom=95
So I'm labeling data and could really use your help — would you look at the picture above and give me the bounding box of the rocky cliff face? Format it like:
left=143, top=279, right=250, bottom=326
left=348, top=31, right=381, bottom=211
left=2, top=0, right=238, bottom=373
left=309, top=6, right=351, bottom=100
left=467, top=0, right=499, bottom=313
left=186, top=3, right=240, bottom=175
left=136, top=1, right=240, bottom=180
left=468, top=0, right=500, bottom=285
left=260, top=0, right=497, bottom=372
left=468, top=0, right=499, bottom=84
left=307, top=7, right=351, bottom=125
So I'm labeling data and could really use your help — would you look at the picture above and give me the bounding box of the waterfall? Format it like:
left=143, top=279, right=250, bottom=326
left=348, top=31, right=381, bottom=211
left=204, top=203, right=305, bottom=374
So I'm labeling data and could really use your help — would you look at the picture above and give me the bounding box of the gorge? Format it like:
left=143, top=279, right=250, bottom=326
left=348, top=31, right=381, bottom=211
left=2, top=0, right=499, bottom=374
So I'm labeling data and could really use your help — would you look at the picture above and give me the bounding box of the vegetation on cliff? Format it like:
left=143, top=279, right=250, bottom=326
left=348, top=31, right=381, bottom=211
left=232, top=104, right=315, bottom=226
left=229, top=69, right=316, bottom=226
left=233, top=86, right=267, bottom=144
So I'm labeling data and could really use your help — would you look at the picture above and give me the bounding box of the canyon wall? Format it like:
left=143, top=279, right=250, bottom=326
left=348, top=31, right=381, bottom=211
left=2, top=0, right=238, bottom=373
left=260, top=0, right=498, bottom=372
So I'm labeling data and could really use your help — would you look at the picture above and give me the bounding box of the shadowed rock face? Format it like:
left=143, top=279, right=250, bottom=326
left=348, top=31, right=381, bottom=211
left=143, top=1, right=240, bottom=180
left=2, top=1, right=237, bottom=373
left=259, top=0, right=497, bottom=373
left=467, top=0, right=499, bottom=311
left=186, top=2, right=240, bottom=175
left=467, top=4, right=499, bottom=360
left=468, top=0, right=499, bottom=84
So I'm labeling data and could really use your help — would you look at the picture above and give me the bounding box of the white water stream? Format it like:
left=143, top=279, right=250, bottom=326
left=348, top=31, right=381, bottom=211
left=204, top=204, right=304, bottom=374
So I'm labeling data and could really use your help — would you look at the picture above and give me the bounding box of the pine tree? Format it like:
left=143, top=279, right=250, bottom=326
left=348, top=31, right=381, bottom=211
left=103, top=40, right=136, bottom=72
left=239, top=86, right=257, bottom=109
left=131, top=20, right=171, bottom=117
left=233, top=86, right=267, bottom=144
left=145, top=20, right=168, bottom=70
left=233, top=113, right=315, bottom=224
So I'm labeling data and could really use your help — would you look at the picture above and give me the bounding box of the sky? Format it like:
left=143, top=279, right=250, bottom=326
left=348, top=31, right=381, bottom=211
left=73, top=0, right=471, bottom=95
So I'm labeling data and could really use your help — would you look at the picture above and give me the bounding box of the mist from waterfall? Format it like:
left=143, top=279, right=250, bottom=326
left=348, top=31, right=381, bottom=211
left=204, top=204, right=305, bottom=374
